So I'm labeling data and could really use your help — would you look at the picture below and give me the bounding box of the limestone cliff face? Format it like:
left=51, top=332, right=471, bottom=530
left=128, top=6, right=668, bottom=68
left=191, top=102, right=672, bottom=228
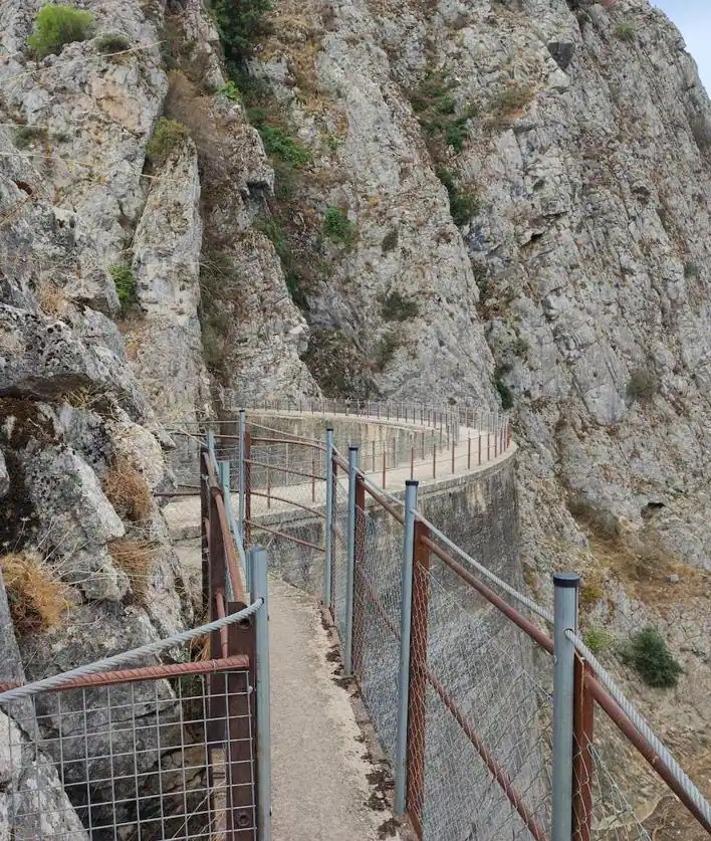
left=245, top=0, right=711, bottom=805
left=2, top=0, right=711, bottom=828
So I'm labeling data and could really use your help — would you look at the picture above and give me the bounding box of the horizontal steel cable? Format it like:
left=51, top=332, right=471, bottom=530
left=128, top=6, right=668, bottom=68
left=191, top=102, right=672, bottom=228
left=0, top=601, right=263, bottom=704
left=566, top=630, right=711, bottom=828
left=415, top=515, right=554, bottom=624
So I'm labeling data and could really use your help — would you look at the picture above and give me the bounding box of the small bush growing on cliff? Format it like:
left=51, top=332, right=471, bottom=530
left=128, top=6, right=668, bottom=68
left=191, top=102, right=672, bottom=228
left=103, top=456, right=152, bottom=522
left=619, top=626, right=682, bottom=688
left=614, top=22, right=636, bottom=43
left=258, top=124, right=310, bottom=167
left=217, top=80, right=241, bottom=102
left=146, top=117, right=189, bottom=166
left=627, top=367, right=658, bottom=402
left=109, top=264, right=137, bottom=312
left=494, top=365, right=514, bottom=410
left=323, top=207, right=358, bottom=248
left=436, top=167, right=481, bottom=227
left=28, top=4, right=94, bottom=59
left=212, top=0, right=272, bottom=70
left=95, top=32, right=131, bottom=55
left=411, top=71, right=474, bottom=153
left=381, top=291, right=419, bottom=322
left=0, top=551, right=69, bottom=634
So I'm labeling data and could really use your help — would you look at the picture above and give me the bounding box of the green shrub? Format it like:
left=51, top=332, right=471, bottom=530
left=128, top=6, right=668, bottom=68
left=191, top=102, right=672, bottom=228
left=437, top=168, right=480, bottom=227
left=212, top=0, right=272, bottom=70
left=13, top=125, right=47, bottom=149
left=95, top=32, right=130, bottom=54
left=614, top=22, right=636, bottom=43
left=683, top=261, right=699, bottom=280
left=381, top=291, right=419, bottom=322
left=619, top=626, right=682, bottom=688
left=258, top=124, right=310, bottom=167
left=494, top=365, right=514, bottom=410
left=411, top=70, right=474, bottom=153
left=217, top=80, right=241, bottom=102
left=627, top=367, right=658, bottom=402
left=323, top=207, right=357, bottom=248
left=109, top=264, right=137, bottom=312
left=583, top=627, right=615, bottom=655
left=146, top=118, right=189, bottom=166
left=28, top=5, right=94, bottom=59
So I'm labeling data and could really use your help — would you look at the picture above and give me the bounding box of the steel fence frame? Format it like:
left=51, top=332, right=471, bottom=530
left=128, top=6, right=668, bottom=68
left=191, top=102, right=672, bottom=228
left=212, top=406, right=711, bottom=841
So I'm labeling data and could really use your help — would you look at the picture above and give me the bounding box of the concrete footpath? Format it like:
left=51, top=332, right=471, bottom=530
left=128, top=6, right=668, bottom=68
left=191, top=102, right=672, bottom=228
left=268, top=575, right=402, bottom=841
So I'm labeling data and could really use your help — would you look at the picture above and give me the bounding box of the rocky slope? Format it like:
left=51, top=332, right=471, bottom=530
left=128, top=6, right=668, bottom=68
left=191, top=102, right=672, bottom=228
left=240, top=0, right=711, bottom=820
left=1, top=0, right=711, bottom=832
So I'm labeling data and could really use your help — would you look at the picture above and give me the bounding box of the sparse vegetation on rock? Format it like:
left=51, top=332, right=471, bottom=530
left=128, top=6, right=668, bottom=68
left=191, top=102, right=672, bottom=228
left=0, top=551, right=69, bottom=634
left=28, top=4, right=94, bottom=59
left=146, top=117, right=189, bottom=166
left=323, top=207, right=358, bottom=248
left=620, top=626, right=683, bottom=688
left=109, top=264, right=137, bottom=313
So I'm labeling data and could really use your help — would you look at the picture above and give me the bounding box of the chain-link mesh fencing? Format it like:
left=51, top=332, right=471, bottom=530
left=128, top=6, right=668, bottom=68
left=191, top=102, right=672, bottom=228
left=351, top=494, right=404, bottom=764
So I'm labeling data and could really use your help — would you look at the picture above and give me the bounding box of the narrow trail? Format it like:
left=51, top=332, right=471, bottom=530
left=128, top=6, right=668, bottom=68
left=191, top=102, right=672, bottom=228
left=172, top=536, right=401, bottom=841
left=268, top=575, right=401, bottom=841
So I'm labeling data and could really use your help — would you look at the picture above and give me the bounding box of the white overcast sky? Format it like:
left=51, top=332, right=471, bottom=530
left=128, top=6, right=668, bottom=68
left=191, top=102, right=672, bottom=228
left=653, top=1, right=710, bottom=92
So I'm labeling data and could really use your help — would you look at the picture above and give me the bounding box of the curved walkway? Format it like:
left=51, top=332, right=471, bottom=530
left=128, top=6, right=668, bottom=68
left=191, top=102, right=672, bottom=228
left=164, top=413, right=515, bottom=537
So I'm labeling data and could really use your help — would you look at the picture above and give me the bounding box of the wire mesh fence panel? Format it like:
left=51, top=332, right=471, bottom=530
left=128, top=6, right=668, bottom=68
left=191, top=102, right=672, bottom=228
left=351, top=496, right=404, bottom=765
left=421, top=557, right=553, bottom=841
left=1, top=668, right=256, bottom=841
left=576, top=743, right=653, bottom=841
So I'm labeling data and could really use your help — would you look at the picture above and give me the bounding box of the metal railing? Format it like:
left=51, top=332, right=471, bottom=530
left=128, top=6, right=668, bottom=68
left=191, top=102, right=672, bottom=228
left=213, top=407, right=711, bottom=841
left=0, top=441, right=273, bottom=841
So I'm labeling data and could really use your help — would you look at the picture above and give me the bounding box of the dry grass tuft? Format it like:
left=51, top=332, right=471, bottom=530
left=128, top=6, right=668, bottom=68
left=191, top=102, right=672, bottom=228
left=0, top=551, right=70, bottom=633
left=103, top=456, right=152, bottom=522
left=108, top=539, right=156, bottom=602
left=36, top=281, right=69, bottom=318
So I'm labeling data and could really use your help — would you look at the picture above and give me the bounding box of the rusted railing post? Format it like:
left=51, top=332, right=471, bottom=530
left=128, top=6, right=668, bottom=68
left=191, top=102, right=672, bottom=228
left=406, top=519, right=430, bottom=839
left=323, top=428, right=335, bottom=608
left=244, top=430, right=252, bottom=548
left=382, top=449, right=386, bottom=489
left=351, top=471, right=366, bottom=676
left=573, top=656, right=594, bottom=841
left=238, top=409, right=246, bottom=538
left=467, top=437, right=471, bottom=469
left=394, top=480, right=418, bottom=815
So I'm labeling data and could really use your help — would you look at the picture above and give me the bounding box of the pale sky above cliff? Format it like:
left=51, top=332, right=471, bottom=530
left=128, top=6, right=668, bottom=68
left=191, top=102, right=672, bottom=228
left=653, top=1, right=711, bottom=92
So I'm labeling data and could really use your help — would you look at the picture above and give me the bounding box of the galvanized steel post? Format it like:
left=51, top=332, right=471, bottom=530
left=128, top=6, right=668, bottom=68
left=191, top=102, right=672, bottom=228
left=552, top=572, right=580, bottom=841
left=206, top=429, right=216, bottom=468
left=252, top=547, right=272, bottom=841
left=344, top=446, right=359, bottom=674
left=323, top=428, right=335, bottom=609
left=394, top=480, right=419, bottom=815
